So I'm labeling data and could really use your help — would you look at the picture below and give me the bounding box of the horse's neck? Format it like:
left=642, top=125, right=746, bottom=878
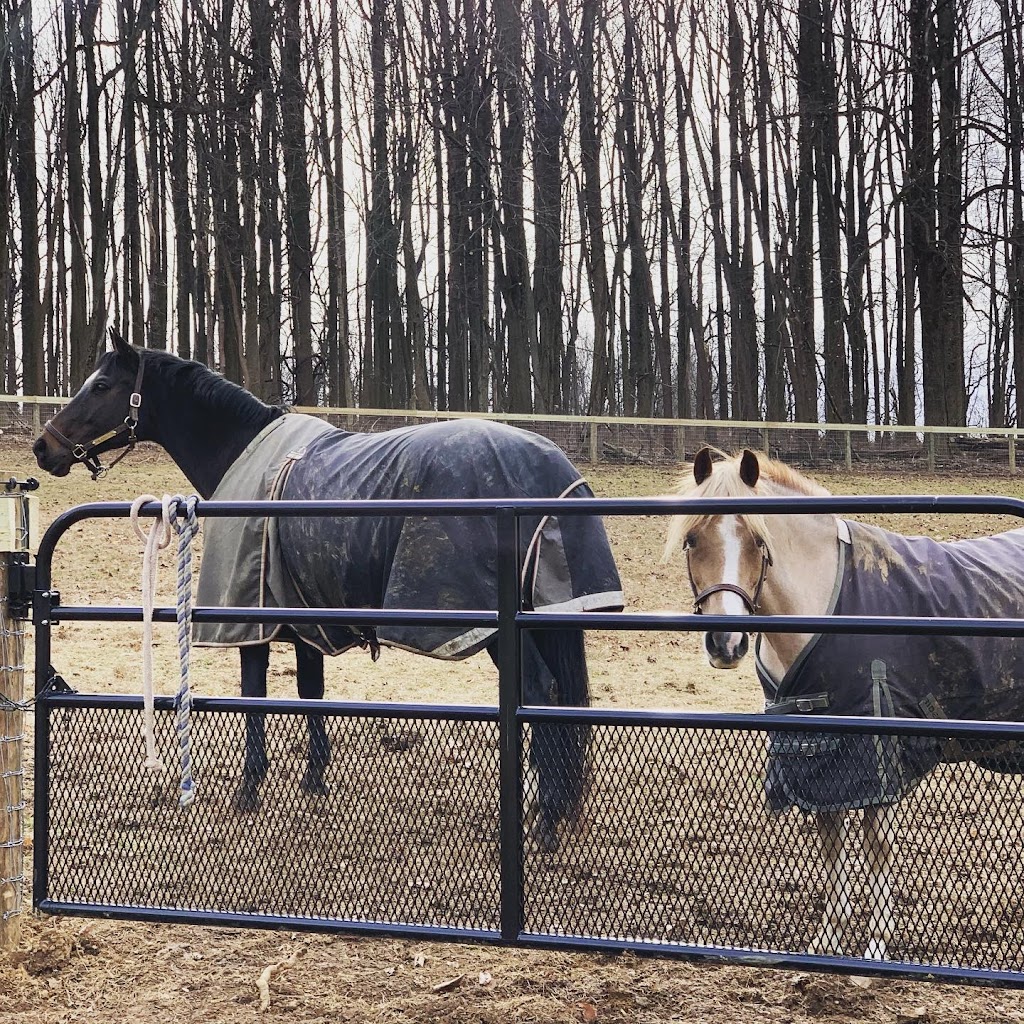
left=145, top=378, right=271, bottom=499
left=756, top=511, right=841, bottom=683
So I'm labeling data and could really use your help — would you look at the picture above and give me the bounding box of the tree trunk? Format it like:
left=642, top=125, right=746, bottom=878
left=12, top=0, right=42, bottom=394
left=281, top=0, right=316, bottom=404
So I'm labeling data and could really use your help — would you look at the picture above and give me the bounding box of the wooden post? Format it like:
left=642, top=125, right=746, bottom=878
left=589, top=420, right=599, bottom=464
left=1010, top=435, right=1017, bottom=474
left=31, top=401, right=40, bottom=438
left=844, top=430, right=853, bottom=471
left=761, top=427, right=769, bottom=454
left=927, top=432, right=936, bottom=473
left=0, top=490, right=35, bottom=950
left=675, top=425, right=686, bottom=462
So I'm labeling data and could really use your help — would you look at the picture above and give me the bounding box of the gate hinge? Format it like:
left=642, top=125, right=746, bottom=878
left=43, top=667, right=73, bottom=695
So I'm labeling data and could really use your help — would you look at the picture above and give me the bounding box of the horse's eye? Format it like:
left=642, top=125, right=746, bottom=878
left=93, top=380, right=109, bottom=393
left=684, top=533, right=696, bottom=550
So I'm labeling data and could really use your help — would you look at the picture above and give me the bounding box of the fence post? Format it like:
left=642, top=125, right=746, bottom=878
left=927, top=432, right=936, bottom=473
left=675, top=425, right=686, bottom=462
left=844, top=431, right=853, bottom=471
left=589, top=421, right=599, bottom=465
left=1010, top=435, right=1017, bottom=474
left=0, top=489, right=35, bottom=950
left=761, top=428, right=769, bottom=454
left=31, top=402, right=40, bottom=438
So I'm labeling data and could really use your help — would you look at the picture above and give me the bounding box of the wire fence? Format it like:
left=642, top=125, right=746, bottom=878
left=3, top=394, right=1022, bottom=474
left=0, top=559, right=26, bottom=949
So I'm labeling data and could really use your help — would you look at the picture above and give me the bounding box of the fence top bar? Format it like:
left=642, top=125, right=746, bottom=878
left=34, top=493, right=1024, bottom=578
left=8, top=392, right=1024, bottom=438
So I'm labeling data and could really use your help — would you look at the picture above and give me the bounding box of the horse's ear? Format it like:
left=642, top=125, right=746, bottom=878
left=739, top=449, right=760, bottom=488
left=109, top=327, right=139, bottom=368
left=693, top=447, right=714, bottom=486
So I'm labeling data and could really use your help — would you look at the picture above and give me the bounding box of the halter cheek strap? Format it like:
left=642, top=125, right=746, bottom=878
left=43, top=357, right=146, bottom=480
left=688, top=545, right=772, bottom=616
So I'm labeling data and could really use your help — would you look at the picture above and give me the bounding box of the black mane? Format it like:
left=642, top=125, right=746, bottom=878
left=148, top=350, right=285, bottom=432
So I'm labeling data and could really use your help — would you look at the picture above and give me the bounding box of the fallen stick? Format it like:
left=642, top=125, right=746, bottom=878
left=256, top=948, right=305, bottom=1011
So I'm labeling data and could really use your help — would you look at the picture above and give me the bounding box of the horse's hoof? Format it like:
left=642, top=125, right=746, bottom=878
left=233, top=784, right=262, bottom=813
left=300, top=773, right=329, bottom=796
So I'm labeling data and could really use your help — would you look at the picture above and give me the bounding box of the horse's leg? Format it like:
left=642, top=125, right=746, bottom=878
left=488, top=629, right=590, bottom=854
left=808, top=810, right=853, bottom=956
left=234, top=643, right=270, bottom=812
left=294, top=639, right=330, bottom=795
left=861, top=803, right=896, bottom=961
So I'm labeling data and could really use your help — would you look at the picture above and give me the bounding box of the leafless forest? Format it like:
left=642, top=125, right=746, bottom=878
left=1, top=0, right=1022, bottom=427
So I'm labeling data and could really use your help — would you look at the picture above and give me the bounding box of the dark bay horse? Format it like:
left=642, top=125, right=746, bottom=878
left=34, top=332, right=624, bottom=851
left=664, top=446, right=1024, bottom=960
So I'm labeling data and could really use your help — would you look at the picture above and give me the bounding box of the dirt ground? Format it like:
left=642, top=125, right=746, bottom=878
left=4, top=435, right=1024, bottom=1022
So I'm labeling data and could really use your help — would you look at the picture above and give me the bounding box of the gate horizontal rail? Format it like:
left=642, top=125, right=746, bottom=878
left=29, top=492, right=1024, bottom=989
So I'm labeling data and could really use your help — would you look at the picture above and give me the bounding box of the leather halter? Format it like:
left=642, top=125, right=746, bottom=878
left=44, top=357, right=146, bottom=480
left=687, top=541, right=772, bottom=616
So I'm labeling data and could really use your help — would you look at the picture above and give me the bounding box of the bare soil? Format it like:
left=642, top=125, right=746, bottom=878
left=3, top=436, right=1024, bottom=1022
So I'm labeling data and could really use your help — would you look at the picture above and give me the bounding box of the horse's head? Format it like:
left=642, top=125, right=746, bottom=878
left=33, top=330, right=144, bottom=479
left=665, top=447, right=774, bottom=669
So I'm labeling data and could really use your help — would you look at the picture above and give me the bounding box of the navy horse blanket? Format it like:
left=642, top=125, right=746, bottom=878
left=756, top=520, right=1024, bottom=813
left=194, top=414, right=624, bottom=658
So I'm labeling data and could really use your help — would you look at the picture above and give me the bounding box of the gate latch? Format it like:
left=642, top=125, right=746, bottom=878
left=4, top=553, right=35, bottom=620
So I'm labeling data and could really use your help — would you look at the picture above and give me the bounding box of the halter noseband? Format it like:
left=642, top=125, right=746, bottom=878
left=687, top=541, right=772, bottom=617
left=43, top=357, right=145, bottom=480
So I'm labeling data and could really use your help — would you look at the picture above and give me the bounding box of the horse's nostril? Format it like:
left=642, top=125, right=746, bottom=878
left=32, top=437, right=46, bottom=458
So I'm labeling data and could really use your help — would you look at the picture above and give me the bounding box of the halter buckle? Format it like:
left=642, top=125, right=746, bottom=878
left=129, top=392, right=142, bottom=410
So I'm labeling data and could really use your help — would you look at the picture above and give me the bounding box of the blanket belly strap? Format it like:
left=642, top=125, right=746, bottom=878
left=764, top=692, right=830, bottom=715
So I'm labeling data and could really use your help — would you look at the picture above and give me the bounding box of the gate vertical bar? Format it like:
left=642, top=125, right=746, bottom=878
left=496, top=507, right=523, bottom=942
left=31, top=537, right=54, bottom=911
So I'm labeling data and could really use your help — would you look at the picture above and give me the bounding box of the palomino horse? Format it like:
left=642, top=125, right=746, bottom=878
left=664, top=446, right=1024, bottom=961
left=33, top=331, right=624, bottom=851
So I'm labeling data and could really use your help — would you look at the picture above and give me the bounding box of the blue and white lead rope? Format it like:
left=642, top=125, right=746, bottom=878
left=130, top=494, right=201, bottom=808
left=170, top=495, right=200, bottom=808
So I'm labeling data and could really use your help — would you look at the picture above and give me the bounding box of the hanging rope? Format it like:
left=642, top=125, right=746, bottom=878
left=130, top=494, right=173, bottom=772
left=130, top=494, right=201, bottom=807
left=170, top=496, right=200, bottom=808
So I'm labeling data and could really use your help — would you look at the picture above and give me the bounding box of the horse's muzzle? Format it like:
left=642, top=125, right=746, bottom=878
left=32, top=434, right=71, bottom=476
left=705, top=630, right=749, bottom=668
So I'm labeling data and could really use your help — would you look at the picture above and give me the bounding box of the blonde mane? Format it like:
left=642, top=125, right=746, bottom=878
left=663, top=449, right=831, bottom=561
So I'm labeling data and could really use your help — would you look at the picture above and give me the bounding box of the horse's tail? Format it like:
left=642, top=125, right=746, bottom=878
left=528, top=628, right=591, bottom=852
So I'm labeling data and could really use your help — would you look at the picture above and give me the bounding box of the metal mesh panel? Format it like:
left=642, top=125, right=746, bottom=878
left=524, top=723, right=1024, bottom=972
left=44, top=704, right=500, bottom=929
left=41, top=700, right=1024, bottom=977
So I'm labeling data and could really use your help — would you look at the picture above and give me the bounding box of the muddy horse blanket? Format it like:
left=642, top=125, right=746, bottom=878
left=756, top=520, right=1024, bottom=813
left=193, top=414, right=624, bottom=658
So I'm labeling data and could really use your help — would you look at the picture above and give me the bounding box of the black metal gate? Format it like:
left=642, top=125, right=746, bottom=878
left=29, top=494, right=1024, bottom=987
